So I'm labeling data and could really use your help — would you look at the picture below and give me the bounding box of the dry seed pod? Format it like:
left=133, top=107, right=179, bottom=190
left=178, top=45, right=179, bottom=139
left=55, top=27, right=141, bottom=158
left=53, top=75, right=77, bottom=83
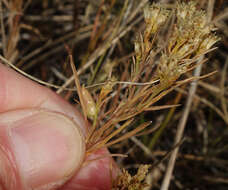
left=81, top=86, right=97, bottom=120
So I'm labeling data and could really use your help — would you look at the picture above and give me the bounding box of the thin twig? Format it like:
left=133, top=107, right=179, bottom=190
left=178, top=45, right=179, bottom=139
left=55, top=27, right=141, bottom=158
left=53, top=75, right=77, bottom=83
left=0, top=55, right=74, bottom=90
left=161, top=1, right=215, bottom=189
left=220, top=57, right=228, bottom=118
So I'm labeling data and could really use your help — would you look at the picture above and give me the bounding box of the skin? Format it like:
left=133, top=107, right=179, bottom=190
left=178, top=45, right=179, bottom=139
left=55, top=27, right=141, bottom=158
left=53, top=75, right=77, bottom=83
left=0, top=63, right=118, bottom=190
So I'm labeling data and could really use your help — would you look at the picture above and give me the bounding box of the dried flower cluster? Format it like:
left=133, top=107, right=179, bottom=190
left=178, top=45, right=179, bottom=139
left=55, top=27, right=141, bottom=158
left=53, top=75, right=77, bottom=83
left=137, top=1, right=219, bottom=86
left=112, top=165, right=150, bottom=190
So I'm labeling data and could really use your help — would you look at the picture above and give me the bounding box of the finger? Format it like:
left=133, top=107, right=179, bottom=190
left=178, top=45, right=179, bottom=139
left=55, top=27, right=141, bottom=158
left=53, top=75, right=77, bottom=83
left=0, top=108, right=85, bottom=190
left=0, top=63, right=86, bottom=134
left=61, top=148, right=119, bottom=190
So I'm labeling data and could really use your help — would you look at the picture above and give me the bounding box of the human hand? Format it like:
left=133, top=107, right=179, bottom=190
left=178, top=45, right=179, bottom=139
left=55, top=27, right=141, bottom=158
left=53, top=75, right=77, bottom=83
left=0, top=63, right=117, bottom=190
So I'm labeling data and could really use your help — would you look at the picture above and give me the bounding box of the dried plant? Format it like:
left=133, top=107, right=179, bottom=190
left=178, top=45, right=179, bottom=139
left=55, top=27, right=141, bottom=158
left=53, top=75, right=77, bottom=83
left=67, top=1, right=220, bottom=188
left=112, top=165, right=150, bottom=190
left=69, top=1, right=219, bottom=155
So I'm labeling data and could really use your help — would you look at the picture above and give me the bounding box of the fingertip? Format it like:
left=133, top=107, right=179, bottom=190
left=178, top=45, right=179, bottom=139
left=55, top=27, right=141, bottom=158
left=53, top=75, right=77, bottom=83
left=0, top=109, right=86, bottom=190
left=62, top=149, right=119, bottom=190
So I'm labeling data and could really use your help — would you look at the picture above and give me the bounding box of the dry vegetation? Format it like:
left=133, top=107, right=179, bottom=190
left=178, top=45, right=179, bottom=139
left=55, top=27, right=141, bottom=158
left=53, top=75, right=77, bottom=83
left=0, top=0, right=228, bottom=189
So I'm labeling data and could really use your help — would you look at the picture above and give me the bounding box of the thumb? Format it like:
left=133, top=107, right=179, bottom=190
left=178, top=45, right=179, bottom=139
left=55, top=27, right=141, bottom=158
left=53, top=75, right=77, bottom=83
left=0, top=109, right=85, bottom=190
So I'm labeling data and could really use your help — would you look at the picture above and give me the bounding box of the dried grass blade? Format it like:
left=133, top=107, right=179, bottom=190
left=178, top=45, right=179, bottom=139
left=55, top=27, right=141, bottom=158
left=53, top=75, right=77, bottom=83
left=0, top=55, right=77, bottom=91
left=145, top=104, right=181, bottom=111
left=220, top=57, right=228, bottom=118
left=68, top=51, right=87, bottom=120
left=176, top=71, right=218, bottom=85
